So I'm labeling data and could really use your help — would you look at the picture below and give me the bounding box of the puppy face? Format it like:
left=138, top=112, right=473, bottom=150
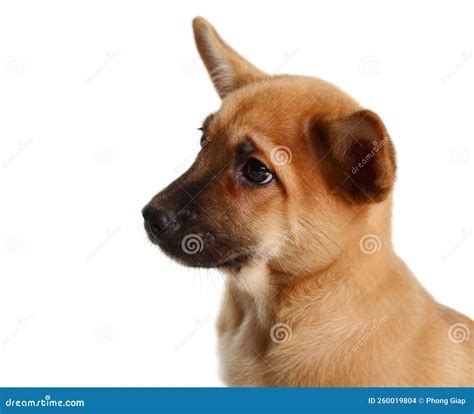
left=143, top=18, right=396, bottom=274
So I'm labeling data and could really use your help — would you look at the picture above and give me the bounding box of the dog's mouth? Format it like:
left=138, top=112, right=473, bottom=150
left=214, top=252, right=250, bottom=269
left=144, top=221, right=251, bottom=269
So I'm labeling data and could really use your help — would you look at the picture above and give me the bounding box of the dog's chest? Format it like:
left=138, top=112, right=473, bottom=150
left=217, top=298, right=271, bottom=386
left=217, top=265, right=276, bottom=385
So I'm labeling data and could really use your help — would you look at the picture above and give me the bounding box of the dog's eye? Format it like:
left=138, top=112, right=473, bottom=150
left=243, top=158, right=273, bottom=185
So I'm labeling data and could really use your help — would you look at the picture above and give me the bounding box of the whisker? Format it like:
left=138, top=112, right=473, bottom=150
left=297, top=218, right=336, bottom=262
left=299, top=216, right=352, bottom=261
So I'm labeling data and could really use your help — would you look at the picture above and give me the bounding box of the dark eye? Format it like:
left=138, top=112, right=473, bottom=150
left=243, top=158, right=273, bottom=185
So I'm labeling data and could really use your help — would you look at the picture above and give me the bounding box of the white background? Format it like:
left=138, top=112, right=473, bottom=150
left=0, top=0, right=472, bottom=386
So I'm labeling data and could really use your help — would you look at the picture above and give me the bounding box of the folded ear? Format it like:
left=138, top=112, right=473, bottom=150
left=192, top=17, right=267, bottom=98
left=315, top=110, right=396, bottom=204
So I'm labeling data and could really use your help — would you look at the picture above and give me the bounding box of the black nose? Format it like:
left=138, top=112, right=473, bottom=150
left=142, top=205, right=173, bottom=237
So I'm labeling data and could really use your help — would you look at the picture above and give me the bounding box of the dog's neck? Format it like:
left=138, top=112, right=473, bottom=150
left=223, top=196, right=396, bottom=330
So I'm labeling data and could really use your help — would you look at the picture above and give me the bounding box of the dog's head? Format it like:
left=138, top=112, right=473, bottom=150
left=143, top=17, right=396, bottom=274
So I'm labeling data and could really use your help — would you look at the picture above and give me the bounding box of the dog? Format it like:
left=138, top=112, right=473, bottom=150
left=142, top=17, right=472, bottom=386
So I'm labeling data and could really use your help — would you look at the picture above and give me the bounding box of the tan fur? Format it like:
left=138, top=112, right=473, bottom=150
left=147, top=17, right=473, bottom=387
left=193, top=17, right=473, bottom=387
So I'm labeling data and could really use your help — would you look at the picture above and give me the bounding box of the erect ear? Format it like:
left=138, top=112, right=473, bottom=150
left=192, top=17, right=267, bottom=99
left=315, top=109, right=396, bottom=204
